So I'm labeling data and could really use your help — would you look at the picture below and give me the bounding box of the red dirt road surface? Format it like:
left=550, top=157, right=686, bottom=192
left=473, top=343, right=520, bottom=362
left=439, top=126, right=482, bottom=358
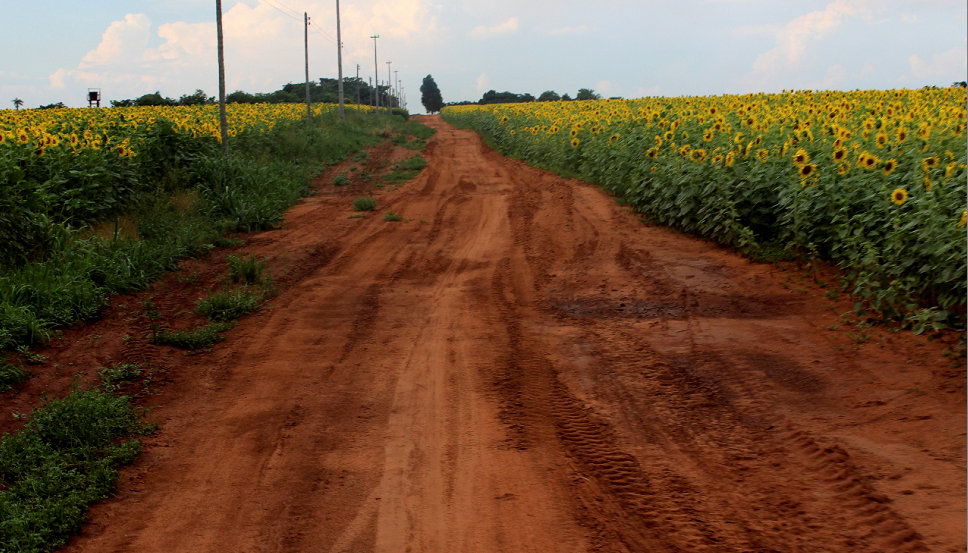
left=60, top=116, right=963, bottom=552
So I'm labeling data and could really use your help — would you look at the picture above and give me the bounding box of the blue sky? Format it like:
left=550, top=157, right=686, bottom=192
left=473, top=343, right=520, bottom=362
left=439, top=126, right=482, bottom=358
left=2, top=0, right=965, bottom=112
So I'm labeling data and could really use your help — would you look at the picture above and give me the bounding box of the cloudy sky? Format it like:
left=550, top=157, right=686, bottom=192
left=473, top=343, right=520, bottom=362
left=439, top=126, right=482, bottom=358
left=2, top=0, right=966, bottom=112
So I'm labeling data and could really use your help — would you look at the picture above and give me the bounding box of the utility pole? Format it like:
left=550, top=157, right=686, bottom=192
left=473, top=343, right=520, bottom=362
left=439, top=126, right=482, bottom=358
left=386, top=60, right=391, bottom=110
left=355, top=64, right=361, bottom=106
left=304, top=12, right=311, bottom=118
left=370, top=35, right=379, bottom=109
left=335, top=0, right=344, bottom=118
left=368, top=77, right=373, bottom=106
left=394, top=70, right=399, bottom=109
left=215, top=0, right=228, bottom=152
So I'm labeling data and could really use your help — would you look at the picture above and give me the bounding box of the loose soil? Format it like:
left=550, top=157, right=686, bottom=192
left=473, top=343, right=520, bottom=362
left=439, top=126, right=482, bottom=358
left=17, top=116, right=964, bottom=552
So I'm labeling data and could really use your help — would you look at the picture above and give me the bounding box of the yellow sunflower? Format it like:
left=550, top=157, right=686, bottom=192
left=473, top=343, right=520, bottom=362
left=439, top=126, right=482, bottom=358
left=792, top=148, right=809, bottom=166
left=882, top=159, right=898, bottom=175
left=570, top=137, right=580, bottom=148
left=891, top=188, right=908, bottom=205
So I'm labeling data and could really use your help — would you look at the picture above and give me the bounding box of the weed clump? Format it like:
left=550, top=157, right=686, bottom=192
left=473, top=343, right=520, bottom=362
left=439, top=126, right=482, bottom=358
left=384, top=212, right=403, bottom=222
left=151, top=322, right=234, bottom=350
left=0, top=359, right=29, bottom=392
left=195, top=288, right=264, bottom=322
left=352, top=196, right=378, bottom=211
left=226, top=255, right=268, bottom=286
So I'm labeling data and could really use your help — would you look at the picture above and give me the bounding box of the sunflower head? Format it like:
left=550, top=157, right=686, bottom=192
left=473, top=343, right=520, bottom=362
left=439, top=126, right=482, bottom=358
left=609, top=133, right=621, bottom=144
left=793, top=148, right=809, bottom=166
left=654, top=135, right=662, bottom=146
left=756, top=149, right=769, bottom=161
left=837, top=163, right=850, bottom=175
left=691, top=148, right=707, bottom=162
left=875, top=133, right=887, bottom=147
left=882, top=159, right=898, bottom=175
left=921, top=156, right=940, bottom=171
left=833, top=148, right=846, bottom=162
left=570, top=137, right=580, bottom=148
left=959, top=210, right=967, bottom=228
left=799, top=164, right=817, bottom=179
left=703, top=130, right=713, bottom=142
left=645, top=147, right=659, bottom=158
left=891, top=188, right=909, bottom=205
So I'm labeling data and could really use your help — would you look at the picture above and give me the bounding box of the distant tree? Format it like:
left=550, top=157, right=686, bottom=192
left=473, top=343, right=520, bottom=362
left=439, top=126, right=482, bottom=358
left=110, top=99, right=135, bottom=107
left=134, top=91, right=176, bottom=106
left=12, top=98, right=23, bottom=110
left=420, top=75, right=443, bottom=113
left=561, top=93, right=573, bottom=101
left=178, top=89, right=213, bottom=105
left=226, top=90, right=257, bottom=104
left=575, top=88, right=601, bottom=101
left=480, top=90, right=535, bottom=104
left=537, top=90, right=561, bottom=102
left=953, top=81, right=967, bottom=88
left=36, top=102, right=66, bottom=109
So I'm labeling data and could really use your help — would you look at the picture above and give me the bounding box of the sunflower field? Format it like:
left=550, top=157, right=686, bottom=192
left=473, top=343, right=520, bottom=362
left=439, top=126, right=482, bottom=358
left=0, top=103, right=362, bottom=262
left=443, top=88, right=968, bottom=326
left=0, top=102, right=396, bottom=349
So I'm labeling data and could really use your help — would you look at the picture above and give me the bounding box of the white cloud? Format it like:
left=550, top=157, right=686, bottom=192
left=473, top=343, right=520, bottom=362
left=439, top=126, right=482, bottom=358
left=44, top=1, right=443, bottom=104
left=752, top=0, right=862, bottom=74
left=899, top=13, right=919, bottom=24
left=475, top=73, right=489, bottom=94
left=909, top=46, right=968, bottom=80
left=470, top=17, right=519, bottom=39
left=78, top=13, right=152, bottom=69
left=546, top=25, right=589, bottom=36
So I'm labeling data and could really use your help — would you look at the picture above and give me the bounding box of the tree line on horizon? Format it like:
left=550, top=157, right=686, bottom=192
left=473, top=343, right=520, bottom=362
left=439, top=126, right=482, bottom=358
left=445, top=88, right=609, bottom=107
left=14, top=77, right=401, bottom=110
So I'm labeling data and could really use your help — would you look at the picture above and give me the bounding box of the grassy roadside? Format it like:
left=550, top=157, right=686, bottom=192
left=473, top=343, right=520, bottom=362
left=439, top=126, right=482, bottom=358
left=0, top=111, right=423, bottom=353
left=0, top=389, right=145, bottom=553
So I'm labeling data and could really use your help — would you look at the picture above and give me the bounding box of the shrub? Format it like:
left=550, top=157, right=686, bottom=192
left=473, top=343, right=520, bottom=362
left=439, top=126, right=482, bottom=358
left=352, top=196, right=377, bottom=211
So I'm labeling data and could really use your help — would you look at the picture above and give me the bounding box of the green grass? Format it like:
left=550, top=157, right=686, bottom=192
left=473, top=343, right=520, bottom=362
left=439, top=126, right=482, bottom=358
left=382, top=154, right=428, bottom=186
left=226, top=255, right=268, bottom=286
left=0, top=359, right=29, bottom=392
left=384, top=211, right=403, bottom=222
left=150, top=322, right=234, bottom=350
left=0, top=389, right=143, bottom=553
left=97, top=363, right=144, bottom=387
left=352, top=196, right=378, bottom=211
left=332, top=173, right=351, bottom=187
left=195, top=288, right=264, bottom=322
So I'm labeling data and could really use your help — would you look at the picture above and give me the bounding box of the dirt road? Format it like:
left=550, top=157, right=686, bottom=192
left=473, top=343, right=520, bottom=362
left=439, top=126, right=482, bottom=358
left=62, top=116, right=964, bottom=553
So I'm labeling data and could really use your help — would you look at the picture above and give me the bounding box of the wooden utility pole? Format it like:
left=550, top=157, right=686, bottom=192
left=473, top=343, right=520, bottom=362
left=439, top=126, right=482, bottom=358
left=386, top=60, right=392, bottom=110
left=336, top=0, right=344, bottom=118
left=216, top=0, right=228, bottom=152
left=304, top=12, right=311, bottom=118
left=370, top=35, right=379, bottom=108
left=356, top=64, right=361, bottom=106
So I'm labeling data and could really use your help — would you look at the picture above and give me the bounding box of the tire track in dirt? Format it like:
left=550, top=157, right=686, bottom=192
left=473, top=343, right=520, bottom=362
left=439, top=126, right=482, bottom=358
left=59, top=116, right=963, bottom=553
